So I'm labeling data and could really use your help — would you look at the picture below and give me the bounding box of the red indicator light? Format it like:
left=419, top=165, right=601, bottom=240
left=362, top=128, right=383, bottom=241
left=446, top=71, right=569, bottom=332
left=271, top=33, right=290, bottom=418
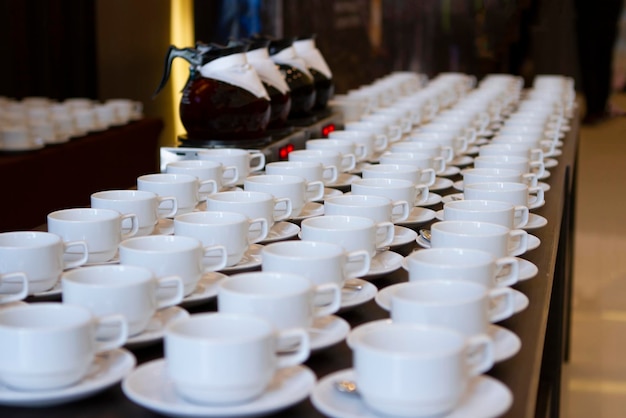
left=321, top=123, right=336, bottom=137
left=278, top=143, right=295, bottom=160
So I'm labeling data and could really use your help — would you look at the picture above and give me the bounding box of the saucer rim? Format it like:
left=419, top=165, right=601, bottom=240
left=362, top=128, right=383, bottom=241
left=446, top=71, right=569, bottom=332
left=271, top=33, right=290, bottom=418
left=125, top=306, right=190, bottom=348
left=340, top=278, right=378, bottom=311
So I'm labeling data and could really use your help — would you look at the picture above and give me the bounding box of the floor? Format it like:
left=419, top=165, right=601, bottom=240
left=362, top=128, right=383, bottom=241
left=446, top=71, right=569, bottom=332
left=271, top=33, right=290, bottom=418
left=560, top=92, right=626, bottom=417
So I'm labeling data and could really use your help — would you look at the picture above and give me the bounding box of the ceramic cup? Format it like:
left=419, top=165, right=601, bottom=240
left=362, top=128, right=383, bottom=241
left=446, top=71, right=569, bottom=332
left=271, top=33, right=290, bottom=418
left=443, top=199, right=529, bottom=229
left=347, top=321, right=494, bottom=417
left=405, top=247, right=519, bottom=288
left=137, top=173, right=216, bottom=215
left=47, top=208, right=138, bottom=264
left=300, top=215, right=394, bottom=257
left=118, top=235, right=227, bottom=296
left=351, top=177, right=429, bottom=206
left=62, top=264, right=184, bottom=336
left=174, top=211, right=268, bottom=267
left=205, top=191, right=292, bottom=230
left=0, top=303, right=128, bottom=391
left=361, top=163, right=436, bottom=188
left=218, top=271, right=341, bottom=332
left=389, top=280, right=515, bottom=336
left=379, top=151, right=446, bottom=175
left=288, top=149, right=356, bottom=173
left=478, top=143, right=543, bottom=164
left=461, top=167, right=538, bottom=189
left=463, top=181, right=545, bottom=210
left=389, top=141, right=454, bottom=163
left=324, top=194, right=410, bottom=224
left=430, top=220, right=528, bottom=258
left=0, top=231, right=89, bottom=294
left=328, top=130, right=388, bottom=161
left=165, top=160, right=239, bottom=193
left=197, top=148, right=265, bottom=183
left=405, top=131, right=468, bottom=156
left=345, top=120, right=401, bottom=144
left=265, top=160, right=338, bottom=185
left=91, top=189, right=178, bottom=236
left=491, top=134, right=557, bottom=157
left=306, top=138, right=367, bottom=162
left=473, top=155, right=545, bottom=179
left=244, top=174, right=324, bottom=218
left=164, top=313, right=310, bottom=405
left=0, top=272, right=29, bottom=304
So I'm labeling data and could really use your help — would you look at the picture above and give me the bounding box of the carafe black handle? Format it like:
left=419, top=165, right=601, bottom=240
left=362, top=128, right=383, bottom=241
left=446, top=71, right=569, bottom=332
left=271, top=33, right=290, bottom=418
left=153, top=45, right=200, bottom=98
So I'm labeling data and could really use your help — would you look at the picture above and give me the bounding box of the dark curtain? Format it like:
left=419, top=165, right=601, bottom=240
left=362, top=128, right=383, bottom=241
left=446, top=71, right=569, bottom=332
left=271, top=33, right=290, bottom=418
left=0, top=0, right=97, bottom=100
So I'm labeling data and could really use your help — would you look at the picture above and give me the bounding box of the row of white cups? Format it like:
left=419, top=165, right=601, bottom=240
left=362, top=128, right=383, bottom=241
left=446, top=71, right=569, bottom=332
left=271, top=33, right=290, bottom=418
left=0, top=96, right=143, bottom=151
left=0, top=71, right=573, bottom=417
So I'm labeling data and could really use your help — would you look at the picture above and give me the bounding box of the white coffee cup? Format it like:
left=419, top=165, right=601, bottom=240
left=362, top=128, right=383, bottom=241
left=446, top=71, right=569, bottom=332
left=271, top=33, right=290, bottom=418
left=0, top=126, right=45, bottom=151
left=91, top=189, right=178, bottom=236
left=361, top=163, right=436, bottom=188
left=105, top=98, right=143, bottom=123
left=300, top=215, right=394, bottom=257
left=328, top=96, right=370, bottom=123
left=462, top=167, right=538, bottom=189
left=479, top=143, right=544, bottom=164
left=328, top=130, right=388, bottom=160
left=265, top=160, right=338, bottom=185
left=305, top=138, right=367, bottom=162
left=205, top=190, right=292, bottom=230
left=164, top=313, right=310, bottom=405
left=443, top=199, right=529, bottom=229
left=360, top=113, right=408, bottom=136
left=379, top=151, right=446, bottom=175
left=261, top=240, right=371, bottom=289
left=490, top=133, right=558, bottom=157
left=347, top=321, right=494, bottom=417
left=165, top=160, right=239, bottom=192
left=218, top=271, right=341, bottom=331
left=390, top=280, right=516, bottom=336
left=0, top=272, right=29, bottom=304
left=288, top=149, right=356, bottom=173
left=118, top=235, right=227, bottom=296
left=405, top=247, right=519, bottom=288
left=351, top=177, right=429, bottom=206
left=345, top=120, right=401, bottom=144
left=197, top=148, right=265, bottom=183
left=47, top=208, right=138, bottom=263
left=390, top=140, right=454, bottom=163
left=415, top=121, right=476, bottom=144
left=137, top=173, right=216, bottom=215
left=62, top=264, right=184, bottom=336
left=430, top=220, right=528, bottom=258
left=473, top=155, right=545, bottom=179
left=0, top=303, right=128, bottom=390
left=174, top=211, right=268, bottom=267
left=0, top=231, right=89, bottom=294
left=244, top=174, right=324, bottom=218
left=405, top=131, right=468, bottom=156
left=463, top=181, right=545, bottom=210
left=324, top=194, right=410, bottom=223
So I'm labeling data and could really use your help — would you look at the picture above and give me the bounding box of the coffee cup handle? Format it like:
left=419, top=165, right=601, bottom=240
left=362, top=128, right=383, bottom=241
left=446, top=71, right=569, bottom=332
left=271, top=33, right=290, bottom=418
left=221, top=165, right=239, bottom=188
left=529, top=160, right=545, bottom=179
left=487, top=286, right=516, bottom=323
left=274, top=328, right=310, bottom=368
left=521, top=172, right=538, bottom=188
left=343, top=249, right=371, bottom=278
left=539, top=139, right=556, bottom=156
left=373, top=134, right=389, bottom=152
left=312, top=283, right=341, bottom=317
left=354, top=143, right=368, bottom=161
left=494, top=256, right=520, bottom=287
left=198, top=179, right=218, bottom=200
left=527, top=186, right=545, bottom=209
left=201, top=245, right=228, bottom=272
left=419, top=168, right=436, bottom=187
left=413, top=184, right=430, bottom=206
left=507, top=229, right=528, bottom=257
left=0, top=272, right=29, bottom=303
left=305, top=180, right=325, bottom=202
left=432, top=156, right=446, bottom=174
left=341, top=153, right=357, bottom=172
left=120, top=214, right=139, bottom=240
left=62, top=240, right=90, bottom=269
left=464, top=333, right=494, bottom=377
left=441, top=145, right=454, bottom=163
left=323, top=165, right=339, bottom=184
left=155, top=275, right=185, bottom=309
left=273, top=197, right=293, bottom=221
left=454, top=136, right=469, bottom=154
left=156, top=196, right=178, bottom=219
left=390, top=200, right=410, bottom=223
left=388, top=126, right=402, bottom=143
left=94, top=314, right=129, bottom=353
left=513, top=205, right=530, bottom=228
left=530, top=148, right=544, bottom=163
left=375, top=221, right=395, bottom=249
left=247, top=217, right=269, bottom=244
left=248, top=151, right=266, bottom=173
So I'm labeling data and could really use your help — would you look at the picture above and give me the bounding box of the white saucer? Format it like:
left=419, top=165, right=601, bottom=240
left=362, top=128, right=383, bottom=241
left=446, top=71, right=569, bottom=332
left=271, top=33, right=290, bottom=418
left=537, top=181, right=551, bottom=192
left=341, top=278, right=378, bottom=311
left=154, top=218, right=174, bottom=235
left=478, top=129, right=495, bottom=138
left=418, top=192, right=443, bottom=207
left=126, top=306, right=190, bottom=349
left=260, top=222, right=300, bottom=243
left=350, top=162, right=373, bottom=174
left=452, top=180, right=464, bottom=191
left=490, top=324, right=522, bottom=362
left=465, top=145, right=481, bottom=155
left=326, top=173, right=361, bottom=188
left=438, top=166, right=461, bottom=177
left=544, top=158, right=558, bottom=168
left=0, top=300, right=27, bottom=310
left=430, top=177, right=454, bottom=191
left=390, top=226, right=418, bottom=248
left=441, top=192, right=464, bottom=204
left=539, top=169, right=551, bottom=180
left=310, top=369, right=513, bottom=418
left=450, top=155, right=474, bottom=167
left=219, top=244, right=263, bottom=273
left=308, top=315, right=351, bottom=351
left=396, top=207, right=436, bottom=226
left=518, top=257, right=539, bottom=280
left=290, top=202, right=324, bottom=221
left=550, top=148, right=563, bottom=157
left=435, top=209, right=445, bottom=220
left=322, top=187, right=344, bottom=201
left=0, top=348, right=136, bottom=407
left=451, top=180, right=550, bottom=193
left=415, top=234, right=431, bottom=249
left=376, top=284, right=528, bottom=316
left=527, top=234, right=541, bottom=251
left=30, top=281, right=62, bottom=300
left=360, top=251, right=403, bottom=279
left=122, top=361, right=316, bottom=417
left=180, top=272, right=228, bottom=308
left=524, top=213, right=548, bottom=230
